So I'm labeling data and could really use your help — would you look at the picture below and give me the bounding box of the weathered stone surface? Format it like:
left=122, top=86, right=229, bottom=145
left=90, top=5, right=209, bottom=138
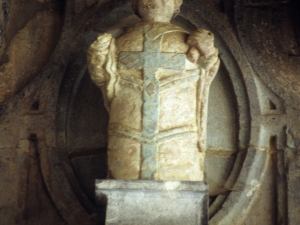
left=96, top=180, right=208, bottom=225
left=0, top=0, right=299, bottom=224
left=0, top=2, right=63, bottom=104
left=87, top=0, right=219, bottom=181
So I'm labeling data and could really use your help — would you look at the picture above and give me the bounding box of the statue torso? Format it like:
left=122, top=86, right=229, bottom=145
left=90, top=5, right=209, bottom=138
left=107, top=22, right=204, bottom=181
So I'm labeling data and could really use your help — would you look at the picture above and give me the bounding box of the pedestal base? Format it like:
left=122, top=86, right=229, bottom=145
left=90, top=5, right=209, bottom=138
left=95, top=180, right=208, bottom=225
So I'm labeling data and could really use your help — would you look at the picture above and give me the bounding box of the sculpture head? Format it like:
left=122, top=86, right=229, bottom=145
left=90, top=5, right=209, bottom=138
left=132, top=0, right=183, bottom=22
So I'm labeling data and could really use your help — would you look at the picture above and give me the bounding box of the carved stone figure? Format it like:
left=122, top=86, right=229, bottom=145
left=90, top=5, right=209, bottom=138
left=87, top=0, right=220, bottom=181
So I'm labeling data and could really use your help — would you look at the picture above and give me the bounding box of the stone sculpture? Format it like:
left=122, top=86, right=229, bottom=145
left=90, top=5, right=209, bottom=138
left=87, top=0, right=220, bottom=181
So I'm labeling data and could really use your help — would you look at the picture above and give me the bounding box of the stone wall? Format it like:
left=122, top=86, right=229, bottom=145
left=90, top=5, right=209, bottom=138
left=0, top=0, right=299, bottom=224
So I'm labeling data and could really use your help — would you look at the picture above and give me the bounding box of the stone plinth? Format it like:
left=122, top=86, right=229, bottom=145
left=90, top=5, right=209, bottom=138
left=95, top=180, right=208, bottom=225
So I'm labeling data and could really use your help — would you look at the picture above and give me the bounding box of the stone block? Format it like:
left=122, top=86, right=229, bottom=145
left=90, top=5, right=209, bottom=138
left=95, top=180, right=208, bottom=225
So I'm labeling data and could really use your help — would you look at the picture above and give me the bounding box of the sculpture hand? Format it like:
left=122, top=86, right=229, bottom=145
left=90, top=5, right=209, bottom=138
left=186, top=46, right=200, bottom=63
left=186, top=29, right=215, bottom=57
left=186, top=29, right=219, bottom=74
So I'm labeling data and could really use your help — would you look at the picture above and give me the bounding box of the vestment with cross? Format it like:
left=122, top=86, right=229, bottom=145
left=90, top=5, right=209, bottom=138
left=118, top=30, right=186, bottom=179
left=88, top=22, right=211, bottom=181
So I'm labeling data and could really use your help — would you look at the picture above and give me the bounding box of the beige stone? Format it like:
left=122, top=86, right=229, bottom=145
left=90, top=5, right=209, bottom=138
left=0, top=10, right=61, bottom=104
left=87, top=0, right=220, bottom=181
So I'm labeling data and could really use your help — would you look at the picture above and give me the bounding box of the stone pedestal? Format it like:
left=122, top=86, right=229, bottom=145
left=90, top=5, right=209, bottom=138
left=95, top=180, right=208, bottom=225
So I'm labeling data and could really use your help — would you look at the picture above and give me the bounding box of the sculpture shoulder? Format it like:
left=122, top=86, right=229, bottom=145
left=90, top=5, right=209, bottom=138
left=116, top=26, right=144, bottom=52
left=161, top=28, right=189, bottom=53
left=116, top=22, right=189, bottom=53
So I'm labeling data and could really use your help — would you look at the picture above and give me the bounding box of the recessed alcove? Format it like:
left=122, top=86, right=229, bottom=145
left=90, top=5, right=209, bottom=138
left=0, top=0, right=299, bottom=224
left=65, top=61, right=238, bottom=204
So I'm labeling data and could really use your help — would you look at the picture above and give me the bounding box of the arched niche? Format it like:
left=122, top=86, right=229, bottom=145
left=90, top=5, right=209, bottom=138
left=37, top=1, right=285, bottom=224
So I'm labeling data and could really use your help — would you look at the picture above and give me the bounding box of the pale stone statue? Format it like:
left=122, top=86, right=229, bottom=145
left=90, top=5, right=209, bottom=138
left=87, top=0, right=220, bottom=181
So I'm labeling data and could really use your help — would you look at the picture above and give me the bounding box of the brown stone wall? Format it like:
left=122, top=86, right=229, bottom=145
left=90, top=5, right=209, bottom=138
left=0, top=0, right=299, bottom=224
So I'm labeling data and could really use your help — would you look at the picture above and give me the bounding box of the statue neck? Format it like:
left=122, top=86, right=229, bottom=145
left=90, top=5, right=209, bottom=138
left=140, top=15, right=172, bottom=23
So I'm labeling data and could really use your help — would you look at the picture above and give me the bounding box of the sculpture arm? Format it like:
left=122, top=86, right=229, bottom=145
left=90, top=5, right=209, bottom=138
left=87, top=33, right=117, bottom=111
left=186, top=29, right=220, bottom=82
left=186, top=29, right=220, bottom=153
left=198, top=48, right=219, bottom=78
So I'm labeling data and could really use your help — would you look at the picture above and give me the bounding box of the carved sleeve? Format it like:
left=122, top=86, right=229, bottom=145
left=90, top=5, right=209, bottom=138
left=87, top=33, right=117, bottom=111
left=186, top=28, right=220, bottom=82
left=185, top=29, right=220, bottom=152
left=198, top=47, right=220, bottom=83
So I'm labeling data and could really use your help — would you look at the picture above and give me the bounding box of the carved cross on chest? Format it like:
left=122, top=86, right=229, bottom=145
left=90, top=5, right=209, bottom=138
left=117, top=33, right=186, bottom=135
left=118, top=33, right=186, bottom=74
left=117, top=33, right=187, bottom=179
